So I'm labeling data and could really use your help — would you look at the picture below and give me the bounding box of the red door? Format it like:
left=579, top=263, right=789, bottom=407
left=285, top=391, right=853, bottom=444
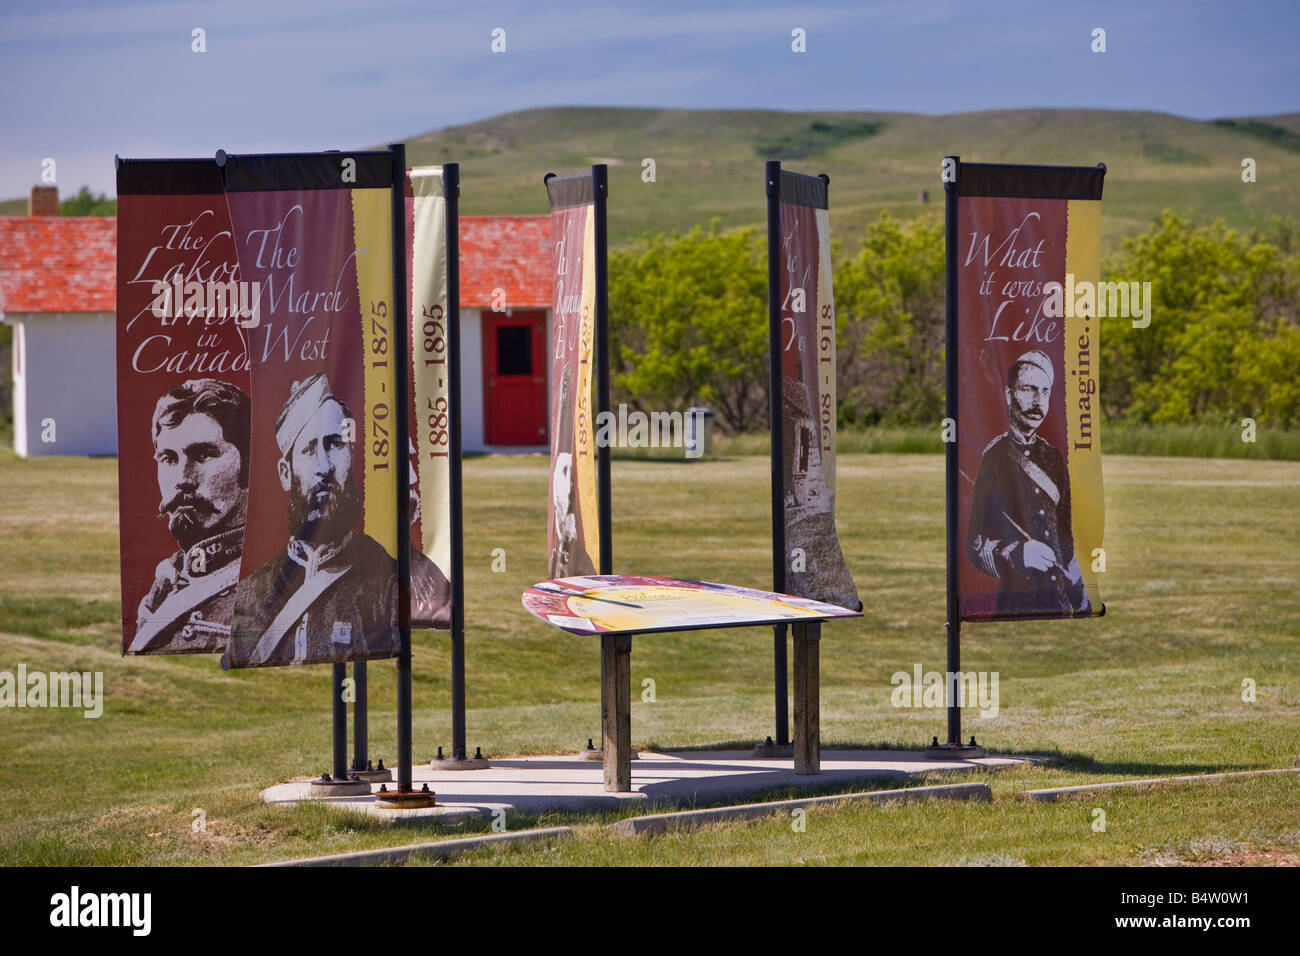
left=483, top=311, right=547, bottom=445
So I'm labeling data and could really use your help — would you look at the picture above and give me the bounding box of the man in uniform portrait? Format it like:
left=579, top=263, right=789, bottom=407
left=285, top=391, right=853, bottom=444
left=225, top=372, right=398, bottom=667
left=966, top=349, right=1090, bottom=617
left=128, top=378, right=250, bottom=655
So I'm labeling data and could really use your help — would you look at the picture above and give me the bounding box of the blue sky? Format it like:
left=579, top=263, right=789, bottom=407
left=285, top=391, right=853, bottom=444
left=1, top=0, right=1297, bottom=199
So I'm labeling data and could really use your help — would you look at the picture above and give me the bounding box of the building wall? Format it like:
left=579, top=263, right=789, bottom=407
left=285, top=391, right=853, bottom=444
left=461, top=307, right=551, bottom=455
left=5, top=307, right=548, bottom=458
left=10, top=312, right=117, bottom=457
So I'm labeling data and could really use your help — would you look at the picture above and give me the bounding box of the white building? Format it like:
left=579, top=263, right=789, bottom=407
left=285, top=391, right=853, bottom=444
left=2, top=201, right=553, bottom=457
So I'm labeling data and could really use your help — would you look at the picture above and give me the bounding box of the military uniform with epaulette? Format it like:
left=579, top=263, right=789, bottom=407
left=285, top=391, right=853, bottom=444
left=966, top=430, right=1089, bottom=617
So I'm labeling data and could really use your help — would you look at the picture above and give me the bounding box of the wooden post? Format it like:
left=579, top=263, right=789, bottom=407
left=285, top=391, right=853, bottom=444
left=792, top=621, right=821, bottom=775
left=601, top=633, right=632, bottom=791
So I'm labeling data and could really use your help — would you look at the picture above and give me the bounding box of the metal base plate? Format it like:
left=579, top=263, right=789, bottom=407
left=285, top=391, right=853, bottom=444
left=309, top=777, right=373, bottom=796
left=349, top=768, right=394, bottom=783
left=923, top=743, right=987, bottom=760
left=374, top=789, right=437, bottom=809
left=430, top=757, right=490, bottom=771
left=752, top=742, right=795, bottom=758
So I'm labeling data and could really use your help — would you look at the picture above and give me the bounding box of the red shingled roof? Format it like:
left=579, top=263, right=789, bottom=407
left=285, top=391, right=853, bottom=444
left=0, top=214, right=550, bottom=315
left=458, top=215, right=551, bottom=309
left=0, top=216, right=116, bottom=313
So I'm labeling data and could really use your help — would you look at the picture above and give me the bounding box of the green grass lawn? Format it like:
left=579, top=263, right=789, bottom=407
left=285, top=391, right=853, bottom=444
left=0, top=448, right=1297, bottom=865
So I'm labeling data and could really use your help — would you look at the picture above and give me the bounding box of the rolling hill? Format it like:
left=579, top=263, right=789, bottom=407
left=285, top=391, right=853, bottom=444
left=5, top=107, right=1299, bottom=252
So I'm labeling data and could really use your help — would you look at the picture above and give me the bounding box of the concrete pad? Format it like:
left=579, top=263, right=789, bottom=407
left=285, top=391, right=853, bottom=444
left=1020, top=766, right=1300, bottom=802
left=260, top=748, right=1034, bottom=821
left=611, top=781, right=991, bottom=836
left=260, top=827, right=574, bottom=867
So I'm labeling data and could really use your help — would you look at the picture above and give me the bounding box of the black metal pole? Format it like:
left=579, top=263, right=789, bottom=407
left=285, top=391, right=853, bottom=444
left=943, top=155, right=962, bottom=747
left=352, top=661, right=367, bottom=771
left=765, top=160, right=789, bottom=746
left=445, top=163, right=468, bottom=761
left=592, top=164, right=612, bottom=576
left=332, top=662, right=348, bottom=778
left=390, top=142, right=414, bottom=792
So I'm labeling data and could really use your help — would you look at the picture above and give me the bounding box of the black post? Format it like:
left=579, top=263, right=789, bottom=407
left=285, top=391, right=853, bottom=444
left=445, top=163, right=468, bottom=761
left=331, top=662, right=348, bottom=779
left=926, top=155, right=982, bottom=758
left=765, top=160, right=789, bottom=746
left=352, top=661, right=367, bottom=771
left=592, top=164, right=612, bottom=576
left=944, top=155, right=961, bottom=747
left=390, top=142, right=414, bottom=791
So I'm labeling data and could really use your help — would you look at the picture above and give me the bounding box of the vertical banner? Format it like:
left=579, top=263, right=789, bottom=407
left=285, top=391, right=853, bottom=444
left=544, top=173, right=599, bottom=578
left=775, top=170, right=860, bottom=611
left=407, top=166, right=452, bottom=628
left=953, top=161, right=1106, bottom=621
left=219, top=151, right=400, bottom=668
left=116, top=158, right=252, bottom=655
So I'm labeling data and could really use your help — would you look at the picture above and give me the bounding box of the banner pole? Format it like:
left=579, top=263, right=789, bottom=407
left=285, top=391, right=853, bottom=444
left=592, top=164, right=612, bottom=576
left=945, top=155, right=961, bottom=747
left=352, top=661, right=367, bottom=771
left=928, top=155, right=981, bottom=759
left=765, top=160, right=789, bottom=747
left=332, top=662, right=348, bottom=778
left=390, top=142, right=415, bottom=793
left=445, top=162, right=469, bottom=762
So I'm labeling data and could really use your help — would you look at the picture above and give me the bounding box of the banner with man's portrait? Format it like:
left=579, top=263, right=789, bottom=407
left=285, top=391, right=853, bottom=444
left=953, top=161, right=1106, bottom=622
left=775, top=170, right=859, bottom=611
left=219, top=151, right=402, bottom=668
left=544, top=173, right=599, bottom=578
left=406, top=167, right=453, bottom=628
left=116, top=158, right=252, bottom=656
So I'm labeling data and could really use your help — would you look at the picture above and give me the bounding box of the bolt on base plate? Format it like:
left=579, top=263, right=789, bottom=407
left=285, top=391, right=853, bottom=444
left=576, top=738, right=638, bottom=761
left=752, top=736, right=795, bottom=758
left=309, top=773, right=373, bottom=796
left=374, top=784, right=436, bottom=809
left=430, top=747, right=491, bottom=771
left=923, top=737, right=987, bottom=760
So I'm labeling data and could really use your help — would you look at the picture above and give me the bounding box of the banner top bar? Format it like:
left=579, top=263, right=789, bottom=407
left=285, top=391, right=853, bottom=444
left=777, top=168, right=830, bottom=209
left=545, top=170, right=595, bottom=209
left=220, top=149, right=396, bottom=192
left=116, top=157, right=224, bottom=196
left=953, top=160, right=1106, bottom=200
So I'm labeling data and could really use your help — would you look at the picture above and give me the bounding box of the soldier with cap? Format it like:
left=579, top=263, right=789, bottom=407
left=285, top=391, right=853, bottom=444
left=966, top=349, right=1090, bottom=616
left=225, top=372, right=398, bottom=668
left=129, top=379, right=251, bottom=654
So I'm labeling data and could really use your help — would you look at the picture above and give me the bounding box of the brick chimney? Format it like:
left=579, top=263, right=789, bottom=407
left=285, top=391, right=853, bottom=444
left=29, top=185, right=59, bottom=217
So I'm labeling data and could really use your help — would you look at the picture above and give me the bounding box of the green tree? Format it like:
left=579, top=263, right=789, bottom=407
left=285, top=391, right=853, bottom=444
left=59, top=186, right=116, bottom=216
left=609, top=224, right=768, bottom=432
left=1102, top=212, right=1300, bottom=426
left=834, top=212, right=945, bottom=426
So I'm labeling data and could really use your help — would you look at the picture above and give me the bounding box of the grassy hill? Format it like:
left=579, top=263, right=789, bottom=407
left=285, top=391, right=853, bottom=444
left=6, top=107, right=1299, bottom=251
left=400, top=106, right=1300, bottom=251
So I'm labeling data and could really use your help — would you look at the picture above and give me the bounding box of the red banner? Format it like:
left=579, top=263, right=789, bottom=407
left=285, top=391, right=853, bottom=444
left=953, top=163, right=1106, bottom=621
left=219, top=152, right=401, bottom=668
left=116, top=159, right=251, bottom=655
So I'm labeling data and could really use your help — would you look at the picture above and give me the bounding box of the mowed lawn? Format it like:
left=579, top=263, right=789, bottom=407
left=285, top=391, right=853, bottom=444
left=0, top=448, right=1297, bottom=865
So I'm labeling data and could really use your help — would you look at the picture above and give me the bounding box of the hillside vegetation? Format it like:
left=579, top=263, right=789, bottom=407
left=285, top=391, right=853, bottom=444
left=6, top=106, right=1299, bottom=251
